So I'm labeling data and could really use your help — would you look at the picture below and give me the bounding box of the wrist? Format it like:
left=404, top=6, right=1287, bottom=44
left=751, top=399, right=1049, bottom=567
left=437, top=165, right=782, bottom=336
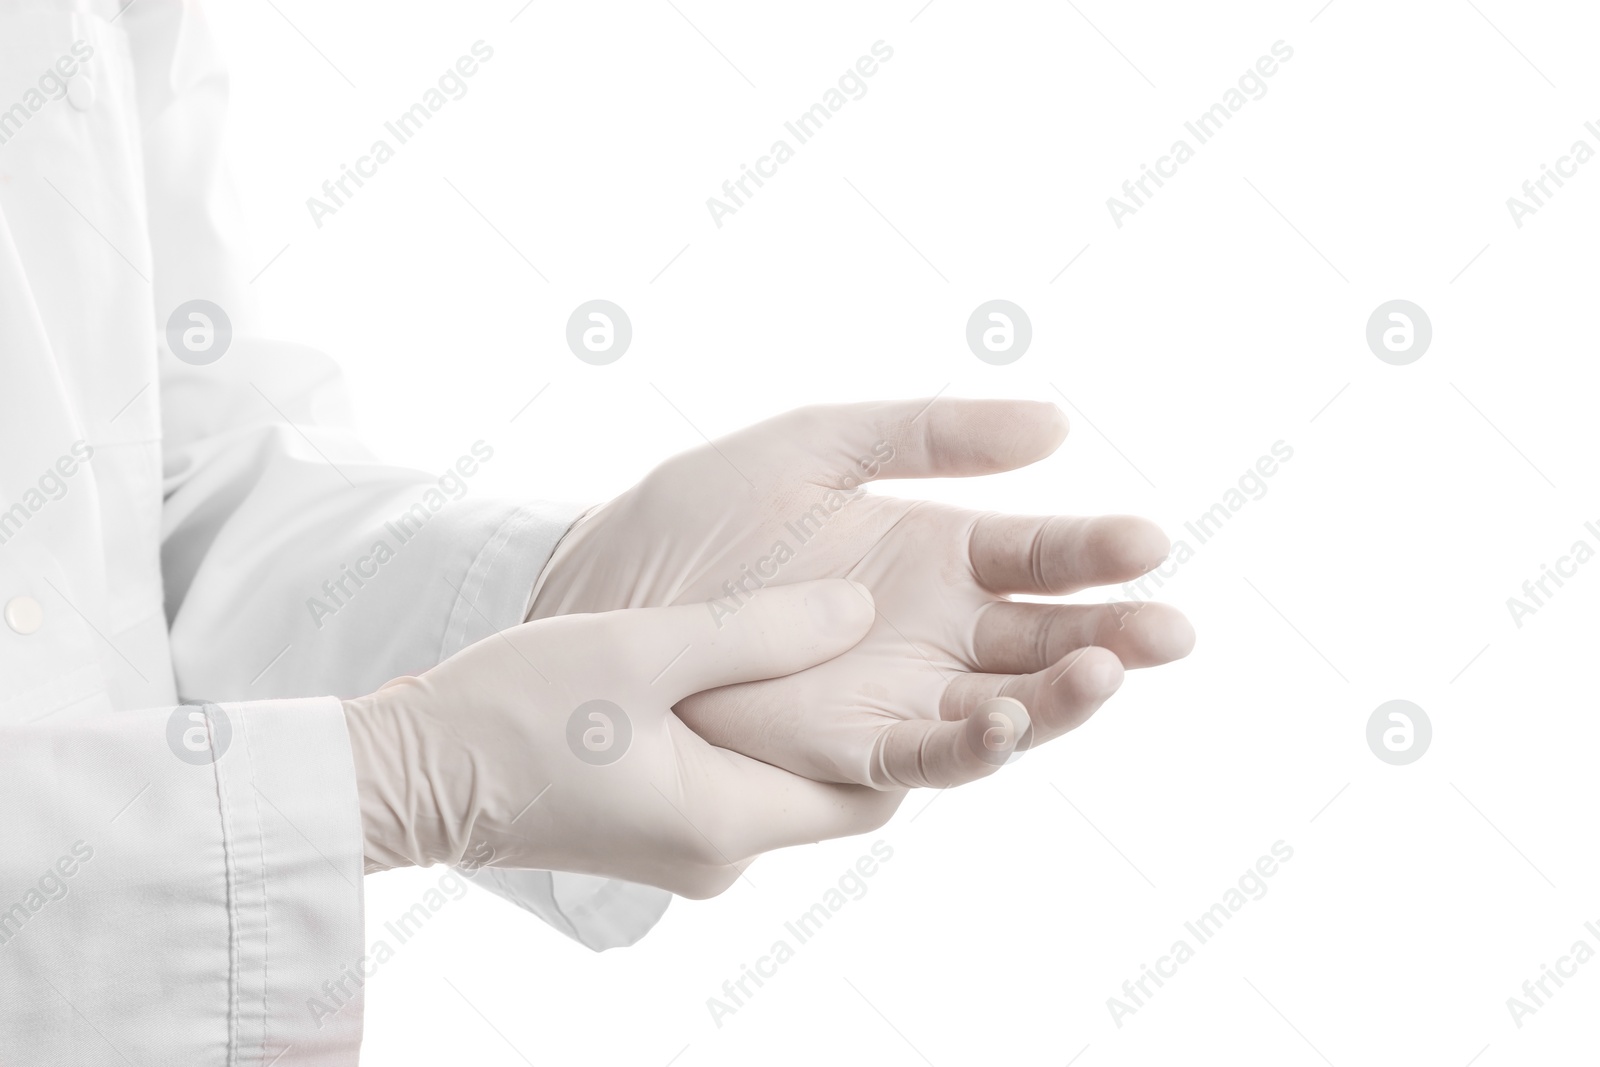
left=526, top=501, right=602, bottom=622
left=341, top=690, right=418, bottom=874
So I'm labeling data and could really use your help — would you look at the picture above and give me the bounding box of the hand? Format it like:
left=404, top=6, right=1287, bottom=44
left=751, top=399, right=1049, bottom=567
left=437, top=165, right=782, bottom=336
left=530, top=399, right=1195, bottom=790
left=342, top=580, right=1006, bottom=897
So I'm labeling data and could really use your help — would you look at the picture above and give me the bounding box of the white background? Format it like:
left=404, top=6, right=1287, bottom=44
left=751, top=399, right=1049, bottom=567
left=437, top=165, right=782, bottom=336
left=213, top=1, right=1598, bottom=1063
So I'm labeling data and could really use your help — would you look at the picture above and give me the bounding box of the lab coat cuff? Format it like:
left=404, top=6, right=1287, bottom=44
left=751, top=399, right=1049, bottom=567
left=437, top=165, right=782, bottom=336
left=438, top=499, right=588, bottom=658
left=213, top=695, right=367, bottom=1063
left=460, top=867, right=674, bottom=953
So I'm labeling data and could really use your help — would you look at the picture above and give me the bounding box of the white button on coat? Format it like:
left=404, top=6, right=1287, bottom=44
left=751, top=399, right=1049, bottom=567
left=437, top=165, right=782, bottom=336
left=0, top=2, right=665, bottom=1061
left=4, top=595, right=43, bottom=634
left=66, top=72, right=95, bottom=111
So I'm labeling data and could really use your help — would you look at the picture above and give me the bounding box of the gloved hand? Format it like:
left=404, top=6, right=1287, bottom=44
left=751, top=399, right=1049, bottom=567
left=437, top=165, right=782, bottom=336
left=529, top=398, right=1195, bottom=790
left=342, top=579, right=1022, bottom=897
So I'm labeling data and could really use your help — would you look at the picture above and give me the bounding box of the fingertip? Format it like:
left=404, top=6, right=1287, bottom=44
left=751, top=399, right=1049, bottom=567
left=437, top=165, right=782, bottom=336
left=674, top=579, right=875, bottom=697
left=964, top=695, right=1031, bottom=771
left=1113, top=600, right=1197, bottom=667
left=1015, top=646, right=1125, bottom=744
left=1011, top=400, right=1070, bottom=462
left=1091, top=516, right=1172, bottom=579
left=825, top=578, right=876, bottom=639
left=941, top=398, right=1069, bottom=470
left=1165, top=611, right=1197, bottom=661
left=781, top=578, right=874, bottom=650
left=1061, top=645, right=1125, bottom=699
left=1089, top=646, right=1127, bottom=692
left=1039, top=401, right=1070, bottom=450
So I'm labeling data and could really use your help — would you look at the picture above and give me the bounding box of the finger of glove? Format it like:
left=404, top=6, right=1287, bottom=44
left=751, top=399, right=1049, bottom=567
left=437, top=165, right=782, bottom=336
left=968, top=513, right=1170, bottom=596
left=754, top=398, right=1068, bottom=485
left=939, top=646, right=1125, bottom=747
left=970, top=600, right=1196, bottom=674
left=862, top=697, right=1031, bottom=789
left=603, top=578, right=876, bottom=704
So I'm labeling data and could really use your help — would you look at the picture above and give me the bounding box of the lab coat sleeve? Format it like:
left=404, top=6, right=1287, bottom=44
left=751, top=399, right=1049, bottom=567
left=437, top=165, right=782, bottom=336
left=125, top=0, right=668, bottom=949
left=160, top=377, right=668, bottom=948
left=0, top=697, right=364, bottom=1066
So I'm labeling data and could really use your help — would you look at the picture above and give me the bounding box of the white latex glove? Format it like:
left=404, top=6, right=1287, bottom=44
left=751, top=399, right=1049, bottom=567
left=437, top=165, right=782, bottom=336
left=342, top=579, right=1012, bottom=897
left=530, top=398, right=1195, bottom=790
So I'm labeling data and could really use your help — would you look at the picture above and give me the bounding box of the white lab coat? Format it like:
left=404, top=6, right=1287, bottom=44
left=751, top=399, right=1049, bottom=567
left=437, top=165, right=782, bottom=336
left=0, top=2, right=667, bottom=1062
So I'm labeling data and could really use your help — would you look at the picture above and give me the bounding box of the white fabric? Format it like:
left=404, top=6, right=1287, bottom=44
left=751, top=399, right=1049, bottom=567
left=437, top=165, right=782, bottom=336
left=0, top=698, right=365, bottom=1065
left=0, top=1, right=663, bottom=1062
